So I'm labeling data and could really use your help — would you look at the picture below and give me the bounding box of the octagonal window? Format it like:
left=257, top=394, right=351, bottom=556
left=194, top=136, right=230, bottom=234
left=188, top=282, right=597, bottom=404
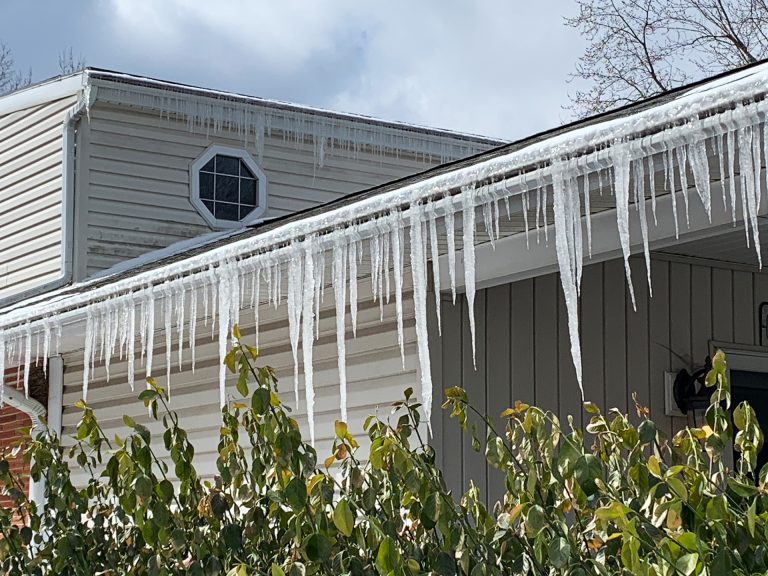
left=190, top=146, right=267, bottom=229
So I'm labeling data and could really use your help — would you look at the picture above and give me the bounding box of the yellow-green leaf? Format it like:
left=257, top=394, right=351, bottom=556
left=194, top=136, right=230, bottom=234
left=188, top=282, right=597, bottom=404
left=333, top=497, right=354, bottom=537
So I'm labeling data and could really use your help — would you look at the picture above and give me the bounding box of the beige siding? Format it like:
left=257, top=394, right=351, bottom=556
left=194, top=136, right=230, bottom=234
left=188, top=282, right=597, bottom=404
left=59, top=283, right=417, bottom=485
left=434, top=254, right=768, bottom=504
left=80, top=103, right=488, bottom=277
left=0, top=95, right=78, bottom=300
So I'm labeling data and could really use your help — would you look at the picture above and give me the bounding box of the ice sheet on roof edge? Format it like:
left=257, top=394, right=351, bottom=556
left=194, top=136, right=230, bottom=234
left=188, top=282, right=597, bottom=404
left=94, top=82, right=494, bottom=168
left=2, top=66, right=768, bottom=441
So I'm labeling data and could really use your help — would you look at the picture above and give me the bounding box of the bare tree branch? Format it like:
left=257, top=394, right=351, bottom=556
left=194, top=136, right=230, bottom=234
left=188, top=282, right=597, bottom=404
left=566, top=0, right=768, bottom=117
left=0, top=42, right=31, bottom=97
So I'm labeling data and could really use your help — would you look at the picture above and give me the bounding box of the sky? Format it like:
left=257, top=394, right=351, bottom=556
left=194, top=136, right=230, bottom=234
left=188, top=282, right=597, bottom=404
left=0, top=1, right=586, bottom=141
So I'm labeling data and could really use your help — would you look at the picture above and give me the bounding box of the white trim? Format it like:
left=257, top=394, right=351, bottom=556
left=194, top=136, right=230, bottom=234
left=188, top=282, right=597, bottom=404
left=189, top=144, right=268, bottom=230
left=0, top=73, right=85, bottom=116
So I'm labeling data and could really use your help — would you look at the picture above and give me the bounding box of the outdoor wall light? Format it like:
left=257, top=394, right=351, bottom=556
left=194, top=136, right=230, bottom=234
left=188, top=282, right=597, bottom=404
left=673, top=356, right=712, bottom=419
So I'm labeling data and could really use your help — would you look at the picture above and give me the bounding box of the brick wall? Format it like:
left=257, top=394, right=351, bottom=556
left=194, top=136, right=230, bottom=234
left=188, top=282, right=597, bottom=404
left=0, top=367, right=32, bottom=510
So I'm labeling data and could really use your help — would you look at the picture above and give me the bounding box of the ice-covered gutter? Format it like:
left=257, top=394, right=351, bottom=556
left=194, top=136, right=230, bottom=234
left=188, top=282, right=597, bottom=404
left=86, top=68, right=504, bottom=168
left=3, top=61, right=768, bottom=442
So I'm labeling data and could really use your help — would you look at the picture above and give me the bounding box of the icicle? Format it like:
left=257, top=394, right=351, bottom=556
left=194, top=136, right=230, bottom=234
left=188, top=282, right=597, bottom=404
left=462, top=190, right=477, bottom=369
left=666, top=148, right=680, bottom=239
left=145, top=288, right=155, bottom=378
left=581, top=171, right=592, bottom=258
left=482, top=195, right=495, bottom=248
left=376, top=225, right=385, bottom=320
left=23, top=326, right=31, bottom=398
left=737, top=126, right=762, bottom=266
left=83, top=312, right=95, bottom=401
left=552, top=167, right=584, bottom=397
left=689, top=139, right=712, bottom=221
left=348, top=236, right=359, bottom=337
left=493, top=199, right=500, bottom=242
left=177, top=287, right=185, bottom=372
left=333, top=241, right=348, bottom=422
left=716, top=133, right=728, bottom=212
left=522, top=191, right=530, bottom=248
left=676, top=146, right=690, bottom=228
left=288, top=248, right=303, bottom=406
left=127, top=294, right=136, bottom=390
left=42, top=320, right=51, bottom=376
left=370, top=234, right=380, bottom=304
left=444, top=200, right=457, bottom=304
left=164, top=287, right=173, bottom=395
left=210, top=269, right=218, bottom=340
left=428, top=205, right=442, bottom=335
left=302, top=238, right=317, bottom=445
left=391, top=214, right=405, bottom=367
left=217, top=265, right=232, bottom=408
left=253, top=268, right=261, bottom=349
left=408, top=205, right=434, bottom=433
left=612, top=145, right=637, bottom=309
left=634, top=156, right=652, bottom=295
left=647, top=155, right=658, bottom=226
left=313, top=250, right=324, bottom=341
left=189, top=287, right=198, bottom=373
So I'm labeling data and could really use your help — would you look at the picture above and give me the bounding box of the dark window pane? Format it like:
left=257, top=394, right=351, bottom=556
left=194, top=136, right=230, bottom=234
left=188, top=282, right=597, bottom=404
left=239, top=160, right=255, bottom=179
left=202, top=200, right=215, bottom=214
left=215, top=202, right=239, bottom=221
left=199, top=172, right=215, bottom=199
left=215, top=175, right=239, bottom=203
left=215, top=154, right=240, bottom=176
left=240, top=178, right=257, bottom=205
left=240, top=205, right=255, bottom=220
left=200, top=157, right=215, bottom=172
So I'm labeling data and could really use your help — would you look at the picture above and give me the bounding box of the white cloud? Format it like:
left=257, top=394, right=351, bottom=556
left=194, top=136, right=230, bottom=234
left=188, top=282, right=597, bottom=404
left=102, top=0, right=584, bottom=139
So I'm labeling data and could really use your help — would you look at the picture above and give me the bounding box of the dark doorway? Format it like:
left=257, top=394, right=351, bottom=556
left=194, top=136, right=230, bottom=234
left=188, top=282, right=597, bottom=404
left=731, top=370, right=768, bottom=473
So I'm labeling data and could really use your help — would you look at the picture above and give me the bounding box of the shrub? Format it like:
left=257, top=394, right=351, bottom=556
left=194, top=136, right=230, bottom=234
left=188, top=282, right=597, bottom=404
left=0, top=336, right=765, bottom=574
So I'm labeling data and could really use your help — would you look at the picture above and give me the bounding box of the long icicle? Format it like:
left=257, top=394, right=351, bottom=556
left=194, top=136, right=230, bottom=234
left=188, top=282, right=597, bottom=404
left=409, top=205, right=433, bottom=433
left=428, top=204, right=442, bottom=335
left=302, top=238, right=317, bottom=445
left=612, top=145, right=637, bottom=310
left=462, top=189, right=477, bottom=369
left=333, top=241, right=348, bottom=422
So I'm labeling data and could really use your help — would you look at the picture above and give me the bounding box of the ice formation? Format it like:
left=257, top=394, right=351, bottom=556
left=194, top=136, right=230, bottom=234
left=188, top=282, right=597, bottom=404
left=2, top=64, right=768, bottom=441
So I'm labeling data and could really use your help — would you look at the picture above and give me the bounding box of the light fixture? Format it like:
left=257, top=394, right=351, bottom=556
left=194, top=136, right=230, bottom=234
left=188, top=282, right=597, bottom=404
left=673, top=356, right=712, bottom=419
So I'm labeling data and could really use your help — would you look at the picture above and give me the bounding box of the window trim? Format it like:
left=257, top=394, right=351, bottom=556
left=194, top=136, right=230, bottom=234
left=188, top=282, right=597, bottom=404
left=190, top=145, right=268, bottom=229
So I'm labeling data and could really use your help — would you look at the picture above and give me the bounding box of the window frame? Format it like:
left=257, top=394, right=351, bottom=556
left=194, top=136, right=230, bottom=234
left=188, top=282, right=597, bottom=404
left=190, top=145, right=268, bottom=229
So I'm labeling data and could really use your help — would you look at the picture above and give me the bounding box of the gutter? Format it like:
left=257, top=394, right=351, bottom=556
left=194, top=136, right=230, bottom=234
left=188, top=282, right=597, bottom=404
left=2, top=386, right=47, bottom=507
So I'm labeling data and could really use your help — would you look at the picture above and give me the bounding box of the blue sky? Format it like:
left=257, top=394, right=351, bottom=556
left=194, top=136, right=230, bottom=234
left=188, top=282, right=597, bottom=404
left=0, top=1, right=585, bottom=140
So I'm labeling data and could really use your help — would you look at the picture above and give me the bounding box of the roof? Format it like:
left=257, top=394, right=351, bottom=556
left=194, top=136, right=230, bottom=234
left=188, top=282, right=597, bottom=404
left=2, top=58, right=768, bottom=326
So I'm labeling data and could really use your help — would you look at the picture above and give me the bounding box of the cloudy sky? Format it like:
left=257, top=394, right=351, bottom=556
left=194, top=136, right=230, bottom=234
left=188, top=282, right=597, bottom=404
left=0, top=1, right=586, bottom=141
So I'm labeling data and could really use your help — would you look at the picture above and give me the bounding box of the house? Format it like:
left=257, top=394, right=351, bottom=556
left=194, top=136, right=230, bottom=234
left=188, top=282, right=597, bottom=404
left=2, top=62, right=768, bottom=508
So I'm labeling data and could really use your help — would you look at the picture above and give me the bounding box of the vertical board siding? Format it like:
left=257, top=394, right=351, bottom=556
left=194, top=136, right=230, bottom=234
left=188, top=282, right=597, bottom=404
left=0, top=95, right=78, bottom=300
left=81, top=104, right=493, bottom=277
left=437, top=255, right=768, bottom=505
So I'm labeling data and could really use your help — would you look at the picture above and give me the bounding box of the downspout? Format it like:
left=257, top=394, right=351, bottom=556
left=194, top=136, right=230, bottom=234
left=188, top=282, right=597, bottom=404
left=2, top=387, right=47, bottom=507
left=0, top=83, right=92, bottom=307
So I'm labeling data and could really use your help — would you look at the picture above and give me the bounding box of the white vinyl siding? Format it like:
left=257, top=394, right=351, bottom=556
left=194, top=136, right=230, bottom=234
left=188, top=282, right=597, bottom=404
left=59, top=281, right=417, bottom=486
left=0, top=95, right=78, bottom=301
left=80, top=102, right=488, bottom=277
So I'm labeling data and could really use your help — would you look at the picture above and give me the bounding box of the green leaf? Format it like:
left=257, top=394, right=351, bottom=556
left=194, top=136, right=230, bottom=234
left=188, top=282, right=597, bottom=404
left=574, top=454, right=602, bottom=496
left=135, top=476, right=152, bottom=500
left=333, top=497, right=354, bottom=537
left=376, top=536, right=401, bottom=575
left=222, top=524, right=243, bottom=551
left=420, top=492, right=441, bottom=530
left=285, top=477, right=307, bottom=510
left=548, top=537, right=570, bottom=569
left=271, top=565, right=286, bottom=576
left=252, top=387, right=271, bottom=415
left=675, top=553, right=698, bottom=576
left=123, top=414, right=136, bottom=429
left=638, top=420, right=656, bottom=444
left=304, top=533, right=331, bottom=563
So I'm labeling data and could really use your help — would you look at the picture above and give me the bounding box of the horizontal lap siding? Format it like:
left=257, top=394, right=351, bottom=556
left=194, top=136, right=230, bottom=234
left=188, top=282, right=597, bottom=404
left=59, top=282, right=418, bottom=486
left=0, top=96, right=77, bottom=300
left=437, top=255, right=768, bottom=506
left=82, top=104, right=461, bottom=277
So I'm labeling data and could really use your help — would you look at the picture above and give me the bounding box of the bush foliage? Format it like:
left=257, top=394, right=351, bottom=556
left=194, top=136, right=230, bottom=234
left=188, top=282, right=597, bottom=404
left=0, top=334, right=766, bottom=575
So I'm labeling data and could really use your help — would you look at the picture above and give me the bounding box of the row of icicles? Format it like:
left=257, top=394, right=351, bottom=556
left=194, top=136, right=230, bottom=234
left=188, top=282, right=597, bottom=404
left=0, top=105, right=766, bottom=444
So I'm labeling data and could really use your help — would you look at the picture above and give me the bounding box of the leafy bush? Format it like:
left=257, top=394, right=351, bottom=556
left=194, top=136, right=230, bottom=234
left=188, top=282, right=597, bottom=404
left=0, top=337, right=766, bottom=575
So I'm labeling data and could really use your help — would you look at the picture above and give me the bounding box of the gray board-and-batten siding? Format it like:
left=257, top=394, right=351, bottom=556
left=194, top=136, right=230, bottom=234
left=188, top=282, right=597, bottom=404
left=430, top=254, right=768, bottom=506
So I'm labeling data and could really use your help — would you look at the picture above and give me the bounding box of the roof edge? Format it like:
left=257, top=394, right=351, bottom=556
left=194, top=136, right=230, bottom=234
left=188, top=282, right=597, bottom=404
left=0, top=72, right=86, bottom=116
